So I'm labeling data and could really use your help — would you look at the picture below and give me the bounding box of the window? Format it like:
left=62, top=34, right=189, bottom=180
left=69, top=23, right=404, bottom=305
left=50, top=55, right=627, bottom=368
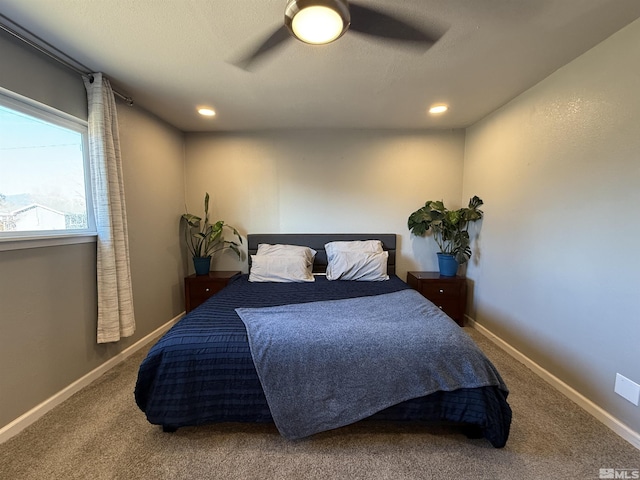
left=0, top=89, right=95, bottom=246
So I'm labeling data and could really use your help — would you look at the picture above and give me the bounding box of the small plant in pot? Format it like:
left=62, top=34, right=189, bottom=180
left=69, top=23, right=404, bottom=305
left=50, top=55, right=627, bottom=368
left=181, top=193, right=243, bottom=275
left=407, top=196, right=484, bottom=276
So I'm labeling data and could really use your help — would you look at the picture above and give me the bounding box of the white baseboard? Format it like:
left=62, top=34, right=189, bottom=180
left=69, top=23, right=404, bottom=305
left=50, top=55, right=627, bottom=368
left=467, top=317, right=640, bottom=451
left=4, top=312, right=638, bottom=451
left=0, top=313, right=184, bottom=445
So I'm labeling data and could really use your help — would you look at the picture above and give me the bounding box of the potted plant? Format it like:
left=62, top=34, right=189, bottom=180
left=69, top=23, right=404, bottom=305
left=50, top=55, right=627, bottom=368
left=407, top=196, right=484, bottom=276
left=181, top=193, right=243, bottom=275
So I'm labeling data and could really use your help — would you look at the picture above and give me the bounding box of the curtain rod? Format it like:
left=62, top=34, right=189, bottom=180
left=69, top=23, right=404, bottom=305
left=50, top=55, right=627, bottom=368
left=0, top=14, right=134, bottom=106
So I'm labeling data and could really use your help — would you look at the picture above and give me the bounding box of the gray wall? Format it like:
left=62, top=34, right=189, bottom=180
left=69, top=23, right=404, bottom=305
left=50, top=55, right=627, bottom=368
left=463, top=18, right=640, bottom=432
left=2, top=15, right=639, bottom=440
left=0, top=29, right=86, bottom=120
left=184, top=22, right=640, bottom=437
left=184, top=129, right=466, bottom=279
left=0, top=30, right=186, bottom=429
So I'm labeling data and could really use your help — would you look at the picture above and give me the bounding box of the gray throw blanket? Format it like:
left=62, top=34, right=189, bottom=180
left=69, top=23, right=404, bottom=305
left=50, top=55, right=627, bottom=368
left=236, top=289, right=507, bottom=440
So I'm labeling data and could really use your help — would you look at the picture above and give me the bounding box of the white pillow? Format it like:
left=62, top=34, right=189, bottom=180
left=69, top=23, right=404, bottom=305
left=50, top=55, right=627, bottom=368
left=326, top=251, right=389, bottom=281
left=324, top=240, right=383, bottom=263
left=256, top=243, right=316, bottom=266
left=249, top=254, right=315, bottom=283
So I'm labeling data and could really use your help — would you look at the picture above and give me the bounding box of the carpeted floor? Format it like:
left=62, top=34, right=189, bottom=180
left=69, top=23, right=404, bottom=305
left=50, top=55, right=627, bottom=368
left=0, top=328, right=638, bottom=480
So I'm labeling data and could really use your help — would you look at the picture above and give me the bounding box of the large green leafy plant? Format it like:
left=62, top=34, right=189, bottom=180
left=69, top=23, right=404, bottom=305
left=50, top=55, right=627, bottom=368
left=181, top=193, right=242, bottom=259
left=407, top=196, right=484, bottom=264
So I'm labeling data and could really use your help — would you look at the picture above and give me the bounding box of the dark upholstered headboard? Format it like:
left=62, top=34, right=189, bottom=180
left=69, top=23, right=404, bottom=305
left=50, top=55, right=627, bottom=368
left=247, top=233, right=396, bottom=275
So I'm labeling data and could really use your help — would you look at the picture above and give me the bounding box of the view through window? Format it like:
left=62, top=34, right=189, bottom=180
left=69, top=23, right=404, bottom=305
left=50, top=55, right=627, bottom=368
left=0, top=94, right=93, bottom=236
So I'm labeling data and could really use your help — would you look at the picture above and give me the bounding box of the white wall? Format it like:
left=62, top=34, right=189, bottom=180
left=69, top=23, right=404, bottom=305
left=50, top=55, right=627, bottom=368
left=185, top=129, right=466, bottom=279
left=463, top=18, right=640, bottom=432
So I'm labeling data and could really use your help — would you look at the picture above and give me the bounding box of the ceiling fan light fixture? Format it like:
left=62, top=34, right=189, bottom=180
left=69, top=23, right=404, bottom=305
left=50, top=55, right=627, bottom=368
left=285, top=0, right=351, bottom=45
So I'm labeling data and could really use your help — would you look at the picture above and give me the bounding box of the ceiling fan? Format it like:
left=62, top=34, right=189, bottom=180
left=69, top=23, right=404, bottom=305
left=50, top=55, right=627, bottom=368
left=235, top=0, right=440, bottom=69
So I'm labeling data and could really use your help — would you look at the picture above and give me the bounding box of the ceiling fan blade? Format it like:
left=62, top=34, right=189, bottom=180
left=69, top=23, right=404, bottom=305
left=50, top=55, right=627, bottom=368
left=234, top=25, right=292, bottom=69
left=349, top=2, right=438, bottom=45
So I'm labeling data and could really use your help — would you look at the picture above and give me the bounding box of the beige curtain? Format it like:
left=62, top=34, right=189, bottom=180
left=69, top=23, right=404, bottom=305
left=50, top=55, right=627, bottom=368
left=84, top=73, right=135, bottom=343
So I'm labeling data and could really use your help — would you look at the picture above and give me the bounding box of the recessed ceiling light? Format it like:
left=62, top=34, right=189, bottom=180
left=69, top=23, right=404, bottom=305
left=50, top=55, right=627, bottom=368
left=198, top=108, right=216, bottom=117
left=429, top=104, right=448, bottom=114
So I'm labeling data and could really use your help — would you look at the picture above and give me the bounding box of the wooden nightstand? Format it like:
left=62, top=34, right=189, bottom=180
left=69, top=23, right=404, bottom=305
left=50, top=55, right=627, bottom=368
left=184, top=271, right=240, bottom=313
left=406, top=271, right=468, bottom=326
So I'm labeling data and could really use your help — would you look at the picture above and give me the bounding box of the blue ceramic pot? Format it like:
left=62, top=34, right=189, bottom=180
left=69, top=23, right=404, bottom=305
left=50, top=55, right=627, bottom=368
left=437, top=253, right=458, bottom=277
left=193, top=256, right=211, bottom=276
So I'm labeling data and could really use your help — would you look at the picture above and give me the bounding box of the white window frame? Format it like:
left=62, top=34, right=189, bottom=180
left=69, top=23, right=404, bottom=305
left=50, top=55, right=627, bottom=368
left=0, top=87, right=96, bottom=251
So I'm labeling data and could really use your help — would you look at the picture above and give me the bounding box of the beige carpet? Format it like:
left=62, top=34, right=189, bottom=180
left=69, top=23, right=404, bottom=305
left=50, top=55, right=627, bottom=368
left=1, top=328, right=638, bottom=480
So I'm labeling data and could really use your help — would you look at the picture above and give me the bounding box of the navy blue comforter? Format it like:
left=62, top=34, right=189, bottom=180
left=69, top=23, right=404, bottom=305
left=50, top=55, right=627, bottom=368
left=135, top=274, right=511, bottom=447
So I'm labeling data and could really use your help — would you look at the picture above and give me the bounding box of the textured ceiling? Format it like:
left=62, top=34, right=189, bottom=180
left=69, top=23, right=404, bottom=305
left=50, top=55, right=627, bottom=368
left=1, top=0, right=640, bottom=132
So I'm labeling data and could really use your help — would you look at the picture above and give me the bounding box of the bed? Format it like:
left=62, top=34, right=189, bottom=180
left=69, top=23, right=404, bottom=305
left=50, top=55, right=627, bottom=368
left=135, top=234, right=511, bottom=447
